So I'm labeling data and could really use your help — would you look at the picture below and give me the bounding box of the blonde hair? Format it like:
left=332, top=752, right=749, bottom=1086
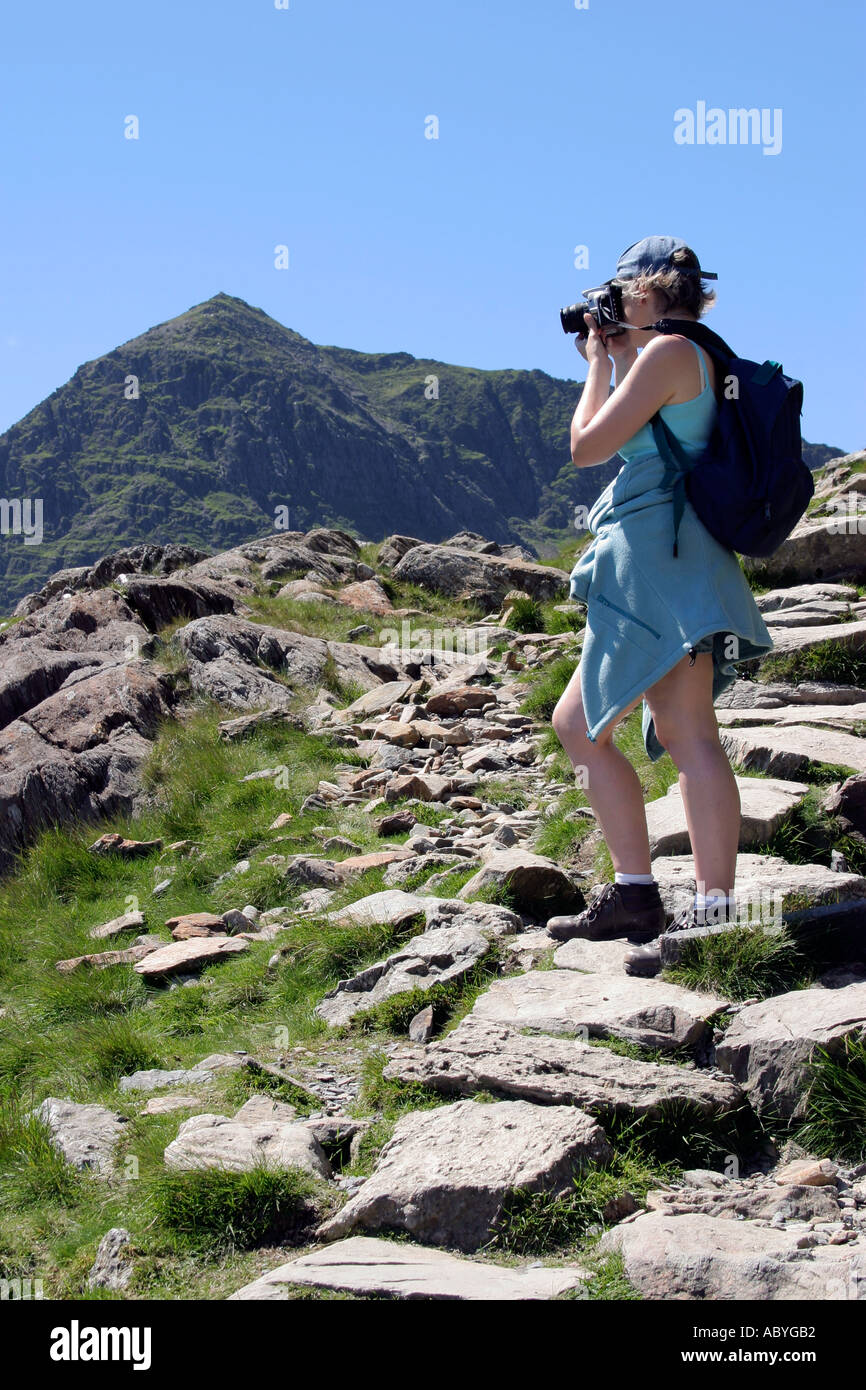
left=613, top=246, right=717, bottom=318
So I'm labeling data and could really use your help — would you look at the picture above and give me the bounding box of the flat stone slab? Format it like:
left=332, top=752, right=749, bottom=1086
left=56, top=936, right=162, bottom=973
left=32, top=1098, right=127, bottom=1176
left=715, top=980, right=866, bottom=1118
left=756, top=583, right=861, bottom=611
left=89, top=909, right=146, bottom=940
left=228, top=1235, right=589, bottom=1301
left=469, top=969, right=730, bottom=1050
left=326, top=890, right=433, bottom=930
left=763, top=604, right=857, bottom=627
left=652, top=853, right=866, bottom=920
left=166, top=912, right=226, bottom=938
left=552, top=937, right=636, bottom=974
left=316, top=1098, right=611, bottom=1252
left=644, top=1173, right=841, bottom=1223
left=141, top=1096, right=199, bottom=1114
left=600, top=1211, right=866, bottom=1300
left=756, top=617, right=866, bottom=653
left=383, top=1016, right=744, bottom=1116
left=133, top=934, right=249, bottom=978
left=645, top=775, right=809, bottom=858
left=329, top=680, right=416, bottom=723
left=164, top=1099, right=332, bottom=1177
left=315, top=921, right=494, bottom=1027
left=119, top=1052, right=247, bottom=1094
left=720, top=724, right=866, bottom=777
left=717, top=704, right=866, bottom=732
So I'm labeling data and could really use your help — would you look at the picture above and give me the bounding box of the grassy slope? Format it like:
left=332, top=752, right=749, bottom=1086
left=1, top=513, right=864, bottom=1299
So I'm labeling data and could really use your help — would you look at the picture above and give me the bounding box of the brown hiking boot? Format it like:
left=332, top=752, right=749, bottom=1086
left=547, top=881, right=666, bottom=944
left=623, top=902, right=701, bottom=976
left=624, top=899, right=738, bottom=976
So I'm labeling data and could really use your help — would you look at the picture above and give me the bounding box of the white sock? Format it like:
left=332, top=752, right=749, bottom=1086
left=615, top=872, right=656, bottom=886
left=694, top=892, right=737, bottom=917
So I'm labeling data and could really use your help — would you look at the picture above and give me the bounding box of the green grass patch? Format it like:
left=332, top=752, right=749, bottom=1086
left=533, top=788, right=594, bottom=861
left=348, top=946, right=505, bottom=1037
left=476, top=778, right=533, bottom=811
left=486, top=1146, right=678, bottom=1256
left=757, top=641, right=866, bottom=688
left=148, top=1166, right=321, bottom=1252
left=518, top=654, right=580, bottom=721
left=753, top=785, right=866, bottom=876
left=0, top=1106, right=84, bottom=1212
left=665, top=923, right=815, bottom=1001
left=796, top=1032, right=866, bottom=1163
left=566, top=1251, right=642, bottom=1300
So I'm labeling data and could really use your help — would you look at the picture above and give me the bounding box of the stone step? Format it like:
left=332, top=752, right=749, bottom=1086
left=716, top=703, right=866, bottom=731
left=720, top=724, right=866, bottom=777
left=383, top=1015, right=744, bottom=1117
left=229, top=1235, right=589, bottom=1301
left=469, top=968, right=730, bottom=1051
left=652, top=853, right=866, bottom=920
left=646, top=775, right=809, bottom=858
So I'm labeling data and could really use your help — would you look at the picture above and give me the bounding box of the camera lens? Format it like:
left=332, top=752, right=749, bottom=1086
left=560, top=302, right=592, bottom=336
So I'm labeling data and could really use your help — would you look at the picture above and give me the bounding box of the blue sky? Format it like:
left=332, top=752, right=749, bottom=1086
left=1, top=0, right=863, bottom=451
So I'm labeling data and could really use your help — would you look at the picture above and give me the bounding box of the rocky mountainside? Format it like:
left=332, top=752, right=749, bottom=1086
left=0, top=293, right=845, bottom=610
left=0, top=295, right=606, bottom=608
left=0, top=450, right=864, bottom=1302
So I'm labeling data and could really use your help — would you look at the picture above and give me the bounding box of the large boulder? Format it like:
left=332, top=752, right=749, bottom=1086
left=600, top=1210, right=866, bottom=1300
left=12, top=544, right=210, bottom=616
left=115, top=574, right=236, bottom=630
left=457, top=848, right=585, bottom=917
left=32, top=1098, right=128, bottom=1176
left=822, top=772, right=866, bottom=835
left=716, top=702, right=866, bottom=732
left=715, top=980, right=866, bottom=1117
left=744, top=519, right=866, bottom=586
left=645, top=776, right=809, bottom=858
left=377, top=535, right=422, bottom=568
left=392, top=543, right=569, bottom=605
left=0, top=663, right=169, bottom=872
left=755, top=582, right=861, bottom=612
left=175, top=614, right=406, bottom=710
left=720, top=723, right=866, bottom=777
left=164, top=1097, right=332, bottom=1177
left=315, top=1098, right=611, bottom=1252
left=652, top=853, right=866, bottom=920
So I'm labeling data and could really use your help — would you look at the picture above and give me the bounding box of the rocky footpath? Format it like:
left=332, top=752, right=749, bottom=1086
left=6, top=461, right=866, bottom=1301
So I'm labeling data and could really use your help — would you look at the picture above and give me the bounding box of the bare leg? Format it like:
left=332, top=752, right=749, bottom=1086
left=644, top=653, right=740, bottom=895
left=551, top=661, right=651, bottom=875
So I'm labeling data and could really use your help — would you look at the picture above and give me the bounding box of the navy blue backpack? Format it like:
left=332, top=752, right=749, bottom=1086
left=648, top=318, right=813, bottom=558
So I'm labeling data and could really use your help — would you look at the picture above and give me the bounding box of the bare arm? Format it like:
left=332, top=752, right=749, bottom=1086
left=570, top=328, right=693, bottom=468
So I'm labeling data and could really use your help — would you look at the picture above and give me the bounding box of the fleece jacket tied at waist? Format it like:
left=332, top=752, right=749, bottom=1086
left=568, top=450, right=774, bottom=762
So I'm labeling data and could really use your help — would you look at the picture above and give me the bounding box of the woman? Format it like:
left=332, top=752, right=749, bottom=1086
left=549, top=236, right=773, bottom=975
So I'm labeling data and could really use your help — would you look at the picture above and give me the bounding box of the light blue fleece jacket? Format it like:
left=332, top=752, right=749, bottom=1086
left=568, top=340, right=774, bottom=761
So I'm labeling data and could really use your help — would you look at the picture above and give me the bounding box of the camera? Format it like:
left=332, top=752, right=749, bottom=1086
left=560, top=281, right=627, bottom=338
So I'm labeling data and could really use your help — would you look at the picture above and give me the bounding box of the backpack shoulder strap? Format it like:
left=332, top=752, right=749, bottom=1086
left=652, top=318, right=735, bottom=360
left=650, top=413, right=696, bottom=559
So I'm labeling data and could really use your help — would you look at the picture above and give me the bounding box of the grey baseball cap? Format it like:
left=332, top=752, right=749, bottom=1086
left=615, top=235, right=717, bottom=281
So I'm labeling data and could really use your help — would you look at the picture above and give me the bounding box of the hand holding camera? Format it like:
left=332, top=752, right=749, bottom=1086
left=575, top=313, right=613, bottom=365
left=566, top=282, right=638, bottom=372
